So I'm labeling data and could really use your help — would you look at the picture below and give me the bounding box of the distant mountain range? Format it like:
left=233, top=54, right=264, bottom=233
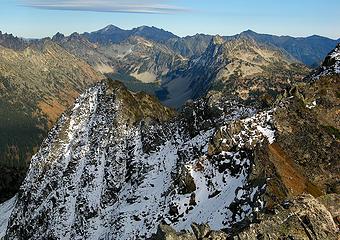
left=83, top=25, right=178, bottom=44
left=52, top=32, right=188, bottom=84
left=73, top=25, right=339, bottom=67
left=46, top=25, right=338, bottom=106
left=232, top=30, right=340, bottom=67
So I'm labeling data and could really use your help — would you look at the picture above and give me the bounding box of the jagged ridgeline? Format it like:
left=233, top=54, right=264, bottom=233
left=50, top=26, right=338, bottom=108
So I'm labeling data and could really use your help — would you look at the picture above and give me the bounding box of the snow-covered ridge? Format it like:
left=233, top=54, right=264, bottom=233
left=3, top=81, right=275, bottom=239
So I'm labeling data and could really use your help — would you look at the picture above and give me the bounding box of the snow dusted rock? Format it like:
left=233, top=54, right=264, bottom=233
left=152, top=223, right=228, bottom=240
left=313, top=43, right=340, bottom=78
left=152, top=194, right=339, bottom=240
left=152, top=224, right=196, bottom=240
left=208, top=110, right=275, bottom=155
left=4, top=80, right=275, bottom=239
left=0, top=196, right=16, bottom=239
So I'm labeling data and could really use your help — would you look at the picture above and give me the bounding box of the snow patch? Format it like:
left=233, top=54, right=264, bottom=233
left=306, top=100, right=317, bottom=109
left=0, top=196, right=16, bottom=239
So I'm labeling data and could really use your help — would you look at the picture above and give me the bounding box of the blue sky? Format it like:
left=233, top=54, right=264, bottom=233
left=0, top=0, right=339, bottom=39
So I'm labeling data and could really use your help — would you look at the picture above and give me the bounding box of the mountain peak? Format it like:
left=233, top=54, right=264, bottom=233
left=100, top=24, right=122, bottom=32
left=131, top=25, right=178, bottom=41
left=69, top=32, right=81, bottom=38
left=3, top=78, right=268, bottom=239
left=211, top=35, right=224, bottom=45
left=0, top=31, right=28, bottom=50
left=314, top=43, right=340, bottom=77
left=51, top=32, right=65, bottom=41
left=307, top=34, right=324, bottom=39
left=83, top=25, right=178, bottom=44
left=240, top=29, right=258, bottom=36
left=242, top=29, right=257, bottom=34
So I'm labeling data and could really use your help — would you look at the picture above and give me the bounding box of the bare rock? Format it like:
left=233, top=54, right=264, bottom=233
left=234, top=194, right=339, bottom=240
left=151, top=224, right=195, bottom=240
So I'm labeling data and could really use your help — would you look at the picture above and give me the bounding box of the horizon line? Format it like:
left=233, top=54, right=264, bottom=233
left=1, top=25, right=339, bottom=41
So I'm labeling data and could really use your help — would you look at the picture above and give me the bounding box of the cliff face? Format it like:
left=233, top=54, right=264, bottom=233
left=256, top=45, right=340, bottom=206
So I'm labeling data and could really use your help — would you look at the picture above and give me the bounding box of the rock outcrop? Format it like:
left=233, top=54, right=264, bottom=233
left=235, top=194, right=338, bottom=240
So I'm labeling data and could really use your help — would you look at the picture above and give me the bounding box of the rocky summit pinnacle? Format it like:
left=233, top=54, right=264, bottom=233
left=100, top=24, right=123, bottom=32
left=51, top=32, right=65, bottom=41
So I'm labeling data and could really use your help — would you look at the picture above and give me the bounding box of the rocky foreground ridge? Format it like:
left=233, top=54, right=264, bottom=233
left=2, top=79, right=271, bottom=239
left=0, top=42, right=339, bottom=240
left=153, top=194, right=338, bottom=240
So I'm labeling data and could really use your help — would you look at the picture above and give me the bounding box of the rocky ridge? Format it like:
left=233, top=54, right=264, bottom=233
left=1, top=79, right=278, bottom=239
left=165, top=30, right=339, bottom=67
left=153, top=194, right=338, bottom=240
left=313, top=43, right=340, bottom=77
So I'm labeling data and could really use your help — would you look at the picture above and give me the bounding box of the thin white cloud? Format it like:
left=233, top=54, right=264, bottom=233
left=20, top=0, right=189, bottom=14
